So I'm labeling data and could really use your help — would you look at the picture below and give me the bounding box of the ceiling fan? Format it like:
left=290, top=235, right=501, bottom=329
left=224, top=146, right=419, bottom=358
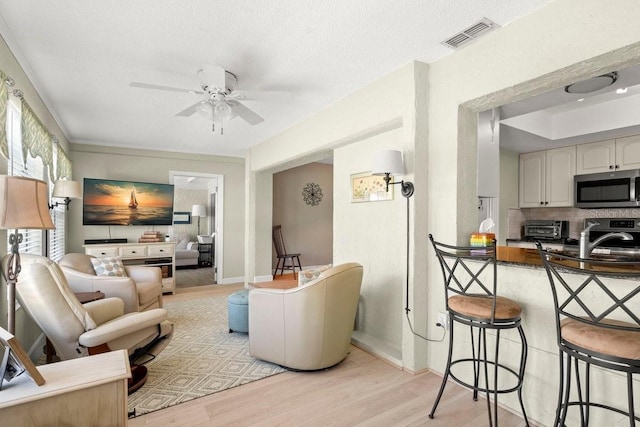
left=130, top=65, right=267, bottom=134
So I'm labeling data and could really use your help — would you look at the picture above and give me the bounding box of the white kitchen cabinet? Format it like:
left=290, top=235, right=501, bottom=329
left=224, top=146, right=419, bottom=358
left=615, top=134, right=640, bottom=171
left=519, top=146, right=575, bottom=208
left=576, top=135, right=640, bottom=174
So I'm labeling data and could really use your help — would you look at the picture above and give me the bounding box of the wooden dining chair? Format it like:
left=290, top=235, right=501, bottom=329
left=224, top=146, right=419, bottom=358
left=272, top=225, right=302, bottom=278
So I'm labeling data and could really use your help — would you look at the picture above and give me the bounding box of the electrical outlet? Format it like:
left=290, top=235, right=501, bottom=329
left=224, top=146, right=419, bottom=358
left=437, top=312, right=449, bottom=331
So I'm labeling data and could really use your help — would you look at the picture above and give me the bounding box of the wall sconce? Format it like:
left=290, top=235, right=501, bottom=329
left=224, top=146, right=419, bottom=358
left=0, top=176, right=55, bottom=334
left=372, top=150, right=414, bottom=198
left=191, top=204, right=207, bottom=235
left=49, top=180, right=82, bottom=210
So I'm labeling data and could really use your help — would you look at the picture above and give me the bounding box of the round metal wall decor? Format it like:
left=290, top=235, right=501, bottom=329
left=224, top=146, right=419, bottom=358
left=302, top=182, right=323, bottom=206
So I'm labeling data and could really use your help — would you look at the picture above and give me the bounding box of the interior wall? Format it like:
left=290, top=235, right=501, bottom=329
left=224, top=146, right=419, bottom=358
left=248, top=61, right=427, bottom=369
left=333, top=128, right=407, bottom=358
left=69, top=143, right=246, bottom=282
left=499, top=149, right=519, bottom=245
left=272, top=162, right=333, bottom=268
left=173, top=188, right=208, bottom=238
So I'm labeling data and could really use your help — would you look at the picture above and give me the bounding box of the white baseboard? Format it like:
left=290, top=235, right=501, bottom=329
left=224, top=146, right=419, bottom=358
left=218, top=276, right=244, bottom=285
left=351, top=330, right=403, bottom=368
left=252, top=275, right=274, bottom=283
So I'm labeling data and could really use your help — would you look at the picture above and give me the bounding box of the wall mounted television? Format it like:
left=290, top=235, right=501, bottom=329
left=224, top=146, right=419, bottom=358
left=83, top=178, right=175, bottom=226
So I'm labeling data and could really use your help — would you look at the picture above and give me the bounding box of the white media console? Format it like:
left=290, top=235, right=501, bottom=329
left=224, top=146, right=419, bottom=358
left=84, top=241, right=176, bottom=294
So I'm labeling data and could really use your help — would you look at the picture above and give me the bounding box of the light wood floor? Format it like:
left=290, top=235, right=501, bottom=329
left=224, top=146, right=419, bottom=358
left=131, top=285, right=528, bottom=427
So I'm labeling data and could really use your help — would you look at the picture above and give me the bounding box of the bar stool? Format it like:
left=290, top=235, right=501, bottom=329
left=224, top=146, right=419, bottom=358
left=537, top=244, right=640, bottom=426
left=428, top=234, right=529, bottom=426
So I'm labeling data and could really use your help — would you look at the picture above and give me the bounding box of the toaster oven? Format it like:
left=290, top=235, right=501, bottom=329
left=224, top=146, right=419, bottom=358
left=524, top=220, right=569, bottom=241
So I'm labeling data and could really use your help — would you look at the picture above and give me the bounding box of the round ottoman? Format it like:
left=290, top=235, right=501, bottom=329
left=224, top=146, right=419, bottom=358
left=227, top=289, right=249, bottom=333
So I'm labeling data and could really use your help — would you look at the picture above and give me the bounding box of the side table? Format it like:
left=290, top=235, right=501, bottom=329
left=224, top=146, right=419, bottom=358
left=198, top=243, right=213, bottom=267
left=45, top=291, right=105, bottom=364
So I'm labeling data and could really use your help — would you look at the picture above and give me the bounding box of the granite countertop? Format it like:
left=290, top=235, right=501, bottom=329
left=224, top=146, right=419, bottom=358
left=497, top=246, right=543, bottom=266
left=497, top=245, right=640, bottom=273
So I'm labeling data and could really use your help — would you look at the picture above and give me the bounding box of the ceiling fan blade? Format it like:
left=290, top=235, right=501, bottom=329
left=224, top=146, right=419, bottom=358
left=176, top=101, right=204, bottom=117
left=230, top=90, right=292, bottom=102
left=130, top=82, right=203, bottom=94
left=228, top=100, right=264, bottom=125
left=198, top=65, right=227, bottom=91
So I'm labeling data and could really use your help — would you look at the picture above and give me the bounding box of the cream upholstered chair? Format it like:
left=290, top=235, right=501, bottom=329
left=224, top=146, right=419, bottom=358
left=58, top=253, right=162, bottom=313
left=7, top=254, right=173, bottom=364
left=249, top=262, right=363, bottom=370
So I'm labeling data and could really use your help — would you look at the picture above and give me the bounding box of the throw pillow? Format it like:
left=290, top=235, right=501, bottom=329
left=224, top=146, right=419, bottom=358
left=91, top=256, right=127, bottom=277
left=173, top=233, right=190, bottom=250
left=298, top=264, right=332, bottom=286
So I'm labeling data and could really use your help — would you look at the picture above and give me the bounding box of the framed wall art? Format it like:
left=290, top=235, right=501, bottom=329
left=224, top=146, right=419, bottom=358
left=350, top=171, right=394, bottom=203
left=172, top=212, right=191, bottom=224
left=0, top=327, right=45, bottom=388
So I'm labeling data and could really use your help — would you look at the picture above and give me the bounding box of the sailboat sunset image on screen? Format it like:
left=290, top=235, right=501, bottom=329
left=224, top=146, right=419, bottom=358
left=83, top=178, right=174, bottom=226
left=129, top=189, right=138, bottom=209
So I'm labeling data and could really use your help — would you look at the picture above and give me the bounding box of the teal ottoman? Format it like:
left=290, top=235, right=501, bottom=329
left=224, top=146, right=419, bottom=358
left=227, top=289, right=249, bottom=333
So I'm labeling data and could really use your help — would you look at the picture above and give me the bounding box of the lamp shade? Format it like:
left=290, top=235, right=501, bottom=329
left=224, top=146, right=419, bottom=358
left=372, top=150, right=404, bottom=176
left=191, top=204, right=206, bottom=217
left=0, top=175, right=55, bottom=229
left=52, top=180, right=82, bottom=199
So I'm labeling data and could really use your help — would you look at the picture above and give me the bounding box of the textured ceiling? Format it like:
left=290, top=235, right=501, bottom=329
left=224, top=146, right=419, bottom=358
left=0, top=0, right=552, bottom=158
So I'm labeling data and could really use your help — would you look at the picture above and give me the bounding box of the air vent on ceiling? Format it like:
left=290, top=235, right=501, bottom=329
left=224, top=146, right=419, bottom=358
left=441, top=18, right=499, bottom=50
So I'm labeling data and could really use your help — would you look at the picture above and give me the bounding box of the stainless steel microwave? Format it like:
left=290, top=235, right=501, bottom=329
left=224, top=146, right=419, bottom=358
left=574, top=169, right=640, bottom=208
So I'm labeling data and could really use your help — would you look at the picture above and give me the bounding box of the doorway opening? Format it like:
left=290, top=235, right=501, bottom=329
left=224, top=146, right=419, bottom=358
left=170, top=171, right=223, bottom=282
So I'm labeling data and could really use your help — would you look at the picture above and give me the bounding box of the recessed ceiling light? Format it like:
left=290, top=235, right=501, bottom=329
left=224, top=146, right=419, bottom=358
left=565, top=72, right=618, bottom=94
left=616, top=87, right=628, bottom=94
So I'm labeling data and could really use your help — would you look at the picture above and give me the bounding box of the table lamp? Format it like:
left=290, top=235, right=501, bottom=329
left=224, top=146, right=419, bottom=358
left=191, top=204, right=206, bottom=235
left=0, top=176, right=55, bottom=334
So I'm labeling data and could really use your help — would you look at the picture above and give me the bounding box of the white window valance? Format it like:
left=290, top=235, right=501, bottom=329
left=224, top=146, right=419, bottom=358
left=56, top=144, right=72, bottom=180
left=21, top=99, right=54, bottom=181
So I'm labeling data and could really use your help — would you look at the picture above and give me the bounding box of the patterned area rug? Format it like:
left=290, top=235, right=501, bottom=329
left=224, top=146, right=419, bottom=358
left=128, top=294, right=286, bottom=417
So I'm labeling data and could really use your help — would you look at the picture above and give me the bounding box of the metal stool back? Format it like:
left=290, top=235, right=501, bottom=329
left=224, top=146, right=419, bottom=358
left=428, top=234, right=528, bottom=426
left=537, top=244, right=640, bottom=426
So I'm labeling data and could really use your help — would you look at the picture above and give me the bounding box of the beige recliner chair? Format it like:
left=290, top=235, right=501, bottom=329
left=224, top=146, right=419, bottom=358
left=249, top=262, right=363, bottom=370
left=6, top=254, right=173, bottom=364
left=58, top=253, right=162, bottom=313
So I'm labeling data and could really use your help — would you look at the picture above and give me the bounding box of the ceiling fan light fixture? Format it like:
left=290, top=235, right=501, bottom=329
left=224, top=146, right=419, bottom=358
left=564, top=71, right=618, bottom=94
left=195, top=100, right=215, bottom=121
left=214, top=100, right=233, bottom=118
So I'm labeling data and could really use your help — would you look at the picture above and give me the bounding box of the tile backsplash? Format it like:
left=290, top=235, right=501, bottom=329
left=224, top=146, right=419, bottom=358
left=507, top=207, right=640, bottom=240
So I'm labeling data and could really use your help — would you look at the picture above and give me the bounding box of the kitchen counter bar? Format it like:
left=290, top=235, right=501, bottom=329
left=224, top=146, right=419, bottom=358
left=497, top=246, right=543, bottom=266
left=498, top=245, right=640, bottom=273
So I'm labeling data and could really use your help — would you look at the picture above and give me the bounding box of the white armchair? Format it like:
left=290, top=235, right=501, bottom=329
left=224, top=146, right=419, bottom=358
left=4, top=254, right=173, bottom=364
left=249, top=262, right=363, bottom=370
left=58, top=253, right=162, bottom=313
